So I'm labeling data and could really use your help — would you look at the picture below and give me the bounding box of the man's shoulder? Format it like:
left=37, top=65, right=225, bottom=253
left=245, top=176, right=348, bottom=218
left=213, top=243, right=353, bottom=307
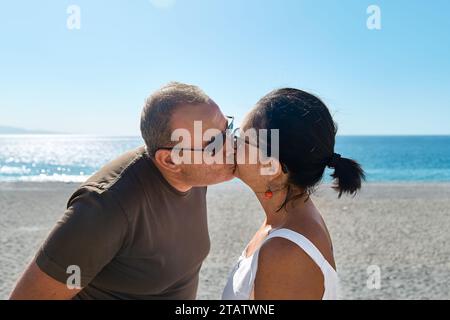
left=65, top=146, right=155, bottom=222
left=80, top=146, right=148, bottom=193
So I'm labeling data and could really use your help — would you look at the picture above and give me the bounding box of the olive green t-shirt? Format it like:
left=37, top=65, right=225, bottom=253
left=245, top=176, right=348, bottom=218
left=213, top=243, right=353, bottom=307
left=35, top=146, right=210, bottom=299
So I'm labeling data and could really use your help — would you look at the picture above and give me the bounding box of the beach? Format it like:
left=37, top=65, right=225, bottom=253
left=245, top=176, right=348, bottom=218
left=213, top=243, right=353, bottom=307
left=1, top=181, right=449, bottom=299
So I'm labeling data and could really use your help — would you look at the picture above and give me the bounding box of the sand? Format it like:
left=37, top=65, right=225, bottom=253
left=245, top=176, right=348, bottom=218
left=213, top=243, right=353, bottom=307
left=1, top=181, right=449, bottom=299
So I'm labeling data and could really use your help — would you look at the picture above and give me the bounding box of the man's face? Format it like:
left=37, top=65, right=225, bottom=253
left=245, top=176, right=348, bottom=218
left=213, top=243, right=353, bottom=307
left=169, top=102, right=235, bottom=187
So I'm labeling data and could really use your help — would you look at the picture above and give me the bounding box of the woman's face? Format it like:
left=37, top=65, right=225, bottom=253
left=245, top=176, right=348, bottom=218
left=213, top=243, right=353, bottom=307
left=233, top=121, right=273, bottom=189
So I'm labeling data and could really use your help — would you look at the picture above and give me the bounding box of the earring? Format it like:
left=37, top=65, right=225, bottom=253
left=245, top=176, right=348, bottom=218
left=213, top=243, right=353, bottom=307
left=264, top=189, right=273, bottom=199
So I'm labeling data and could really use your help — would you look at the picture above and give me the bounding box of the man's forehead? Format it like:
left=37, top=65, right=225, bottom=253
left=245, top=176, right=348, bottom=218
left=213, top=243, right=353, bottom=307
left=171, top=103, right=225, bottom=130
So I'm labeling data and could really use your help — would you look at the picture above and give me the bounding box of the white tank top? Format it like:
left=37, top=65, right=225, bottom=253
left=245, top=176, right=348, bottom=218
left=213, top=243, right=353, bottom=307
left=222, top=228, right=339, bottom=300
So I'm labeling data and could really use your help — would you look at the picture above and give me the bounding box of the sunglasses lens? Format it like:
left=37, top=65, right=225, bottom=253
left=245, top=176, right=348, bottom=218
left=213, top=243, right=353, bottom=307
left=227, top=117, right=234, bottom=130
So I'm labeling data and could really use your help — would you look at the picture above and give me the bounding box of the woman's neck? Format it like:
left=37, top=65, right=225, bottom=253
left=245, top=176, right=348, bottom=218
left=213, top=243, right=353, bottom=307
left=254, top=186, right=308, bottom=230
left=254, top=188, right=287, bottom=228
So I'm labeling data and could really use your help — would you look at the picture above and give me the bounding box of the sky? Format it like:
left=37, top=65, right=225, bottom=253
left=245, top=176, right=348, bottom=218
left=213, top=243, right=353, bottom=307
left=1, top=0, right=449, bottom=136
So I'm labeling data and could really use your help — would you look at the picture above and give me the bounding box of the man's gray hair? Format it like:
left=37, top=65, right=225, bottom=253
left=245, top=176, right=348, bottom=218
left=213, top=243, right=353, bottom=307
left=140, top=82, right=212, bottom=157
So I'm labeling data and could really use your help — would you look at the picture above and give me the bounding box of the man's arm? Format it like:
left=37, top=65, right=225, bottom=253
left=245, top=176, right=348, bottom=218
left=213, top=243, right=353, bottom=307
left=9, top=260, right=81, bottom=300
left=9, top=187, right=127, bottom=300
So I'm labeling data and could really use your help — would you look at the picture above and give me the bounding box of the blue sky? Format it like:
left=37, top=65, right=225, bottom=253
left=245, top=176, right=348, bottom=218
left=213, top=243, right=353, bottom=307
left=1, top=0, right=449, bottom=135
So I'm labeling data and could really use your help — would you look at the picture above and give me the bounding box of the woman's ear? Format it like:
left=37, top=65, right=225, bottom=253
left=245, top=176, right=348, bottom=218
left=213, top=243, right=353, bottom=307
left=260, top=157, right=284, bottom=178
left=154, top=149, right=182, bottom=173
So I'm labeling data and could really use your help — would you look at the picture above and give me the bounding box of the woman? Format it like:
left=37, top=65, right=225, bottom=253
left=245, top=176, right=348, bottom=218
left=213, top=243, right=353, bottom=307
left=222, top=88, right=365, bottom=300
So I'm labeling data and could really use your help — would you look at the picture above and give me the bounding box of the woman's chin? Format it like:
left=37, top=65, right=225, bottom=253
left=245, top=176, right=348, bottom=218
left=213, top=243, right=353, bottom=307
left=233, top=164, right=250, bottom=184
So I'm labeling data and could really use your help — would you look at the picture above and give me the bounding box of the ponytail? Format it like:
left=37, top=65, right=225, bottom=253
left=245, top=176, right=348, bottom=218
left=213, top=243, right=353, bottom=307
left=327, top=153, right=365, bottom=198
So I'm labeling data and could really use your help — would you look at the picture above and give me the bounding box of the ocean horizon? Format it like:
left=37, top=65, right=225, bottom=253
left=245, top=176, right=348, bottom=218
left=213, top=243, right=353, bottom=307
left=0, top=134, right=449, bottom=183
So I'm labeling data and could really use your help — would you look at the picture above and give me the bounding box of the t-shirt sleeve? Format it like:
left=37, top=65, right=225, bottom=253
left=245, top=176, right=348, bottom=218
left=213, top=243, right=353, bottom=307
left=35, top=186, right=128, bottom=287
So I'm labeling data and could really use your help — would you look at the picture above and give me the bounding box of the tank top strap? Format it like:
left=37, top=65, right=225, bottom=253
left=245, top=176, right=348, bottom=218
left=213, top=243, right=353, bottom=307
left=263, top=228, right=327, bottom=270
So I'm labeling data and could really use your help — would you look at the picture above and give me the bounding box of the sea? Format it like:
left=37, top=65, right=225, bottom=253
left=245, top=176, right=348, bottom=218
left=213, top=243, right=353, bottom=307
left=0, top=135, right=449, bottom=182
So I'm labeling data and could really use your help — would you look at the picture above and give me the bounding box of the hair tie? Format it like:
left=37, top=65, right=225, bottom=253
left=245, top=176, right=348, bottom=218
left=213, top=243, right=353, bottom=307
left=327, top=153, right=341, bottom=168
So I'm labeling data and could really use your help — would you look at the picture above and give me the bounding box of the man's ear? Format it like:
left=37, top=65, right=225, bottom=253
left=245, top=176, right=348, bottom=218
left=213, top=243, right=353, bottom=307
left=154, top=150, right=182, bottom=173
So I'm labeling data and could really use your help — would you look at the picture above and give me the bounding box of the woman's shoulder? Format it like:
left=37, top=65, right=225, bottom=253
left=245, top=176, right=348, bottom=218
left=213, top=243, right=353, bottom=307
left=282, top=209, right=336, bottom=269
left=264, top=222, right=336, bottom=270
left=259, top=234, right=317, bottom=267
left=254, top=234, right=325, bottom=299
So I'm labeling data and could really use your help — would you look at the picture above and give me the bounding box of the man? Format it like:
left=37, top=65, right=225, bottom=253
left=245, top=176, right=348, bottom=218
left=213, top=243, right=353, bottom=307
left=9, top=82, right=235, bottom=299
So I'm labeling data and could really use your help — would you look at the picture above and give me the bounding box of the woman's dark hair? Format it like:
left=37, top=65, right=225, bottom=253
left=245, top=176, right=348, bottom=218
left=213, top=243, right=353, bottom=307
left=245, top=88, right=365, bottom=206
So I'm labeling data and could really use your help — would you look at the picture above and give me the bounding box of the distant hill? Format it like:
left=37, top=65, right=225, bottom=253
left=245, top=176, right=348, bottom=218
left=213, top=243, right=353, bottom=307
left=0, top=126, right=61, bottom=134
